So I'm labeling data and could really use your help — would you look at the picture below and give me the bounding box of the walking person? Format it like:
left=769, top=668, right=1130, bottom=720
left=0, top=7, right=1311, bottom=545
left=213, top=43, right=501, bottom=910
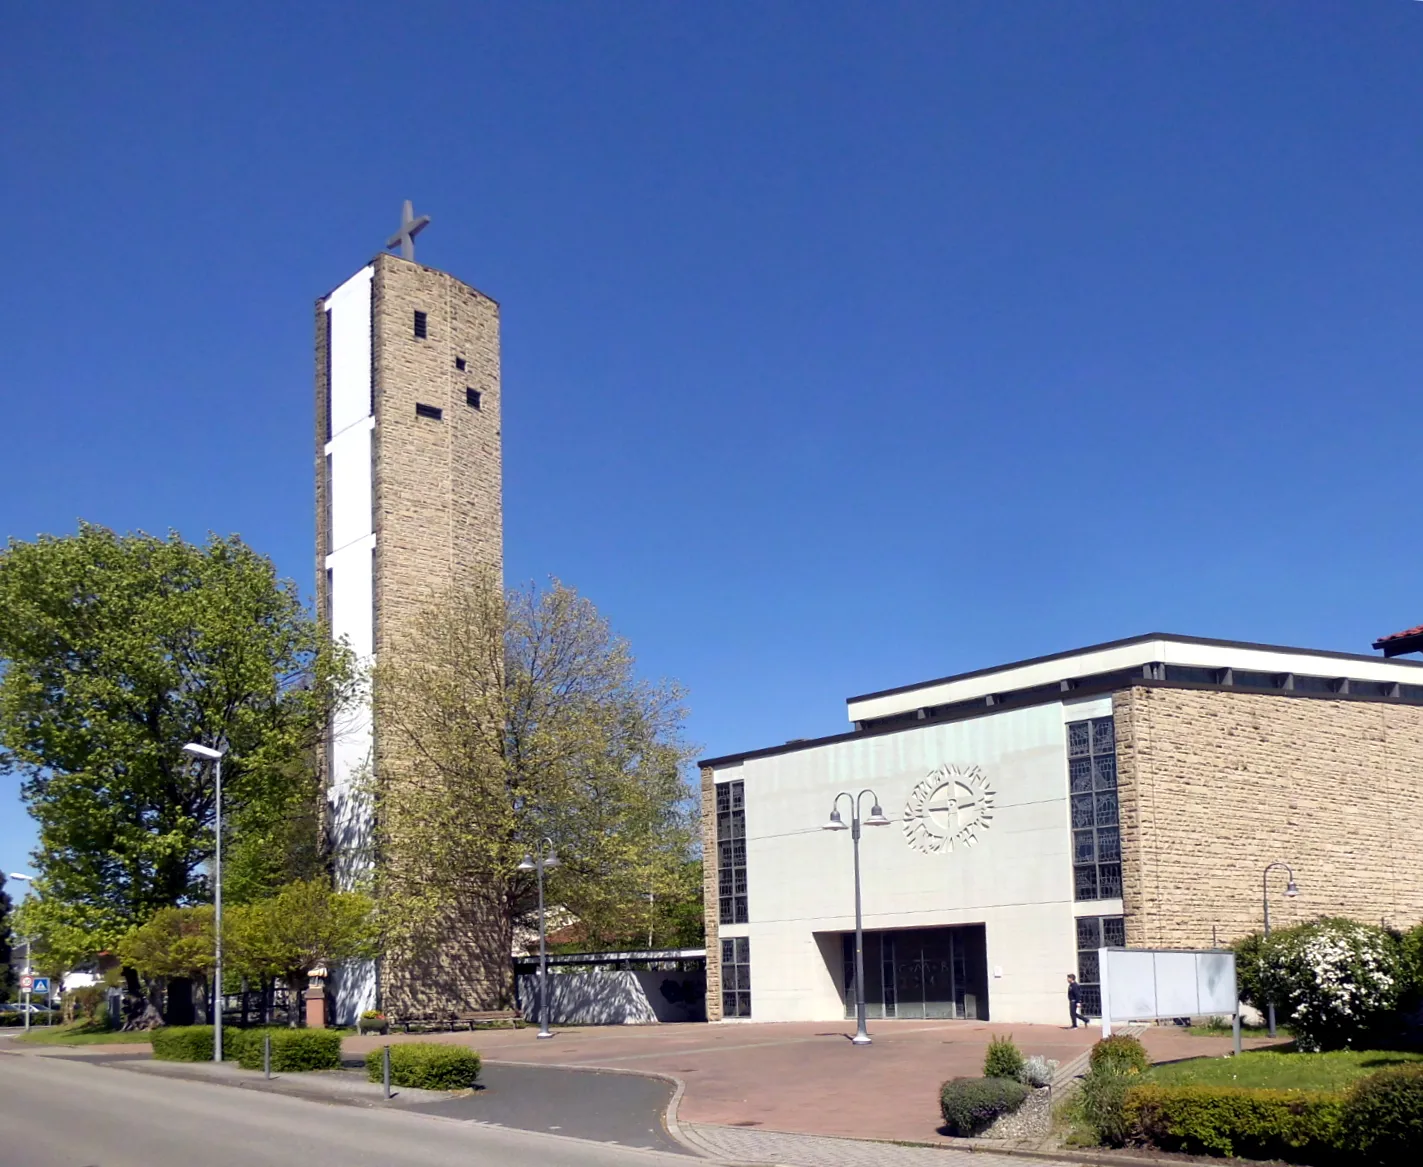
left=1067, top=973, right=1088, bottom=1028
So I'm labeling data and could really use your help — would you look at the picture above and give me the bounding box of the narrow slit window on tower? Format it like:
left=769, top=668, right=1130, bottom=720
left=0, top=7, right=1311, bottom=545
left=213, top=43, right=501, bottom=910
left=455, top=356, right=466, bottom=371
left=415, top=403, right=443, bottom=421
left=466, top=388, right=481, bottom=410
left=413, top=310, right=428, bottom=339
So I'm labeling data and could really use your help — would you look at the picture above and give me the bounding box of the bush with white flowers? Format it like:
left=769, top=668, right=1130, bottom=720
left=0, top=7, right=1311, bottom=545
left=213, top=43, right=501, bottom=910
left=1257, top=918, right=1403, bottom=1051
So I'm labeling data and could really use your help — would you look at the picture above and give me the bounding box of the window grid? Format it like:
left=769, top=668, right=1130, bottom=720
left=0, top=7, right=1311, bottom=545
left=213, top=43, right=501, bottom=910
left=1068, top=716, right=1122, bottom=901
left=413, top=310, right=428, bottom=339
left=716, top=781, right=748, bottom=924
left=1074, top=915, right=1125, bottom=1016
left=721, top=936, right=751, bottom=1018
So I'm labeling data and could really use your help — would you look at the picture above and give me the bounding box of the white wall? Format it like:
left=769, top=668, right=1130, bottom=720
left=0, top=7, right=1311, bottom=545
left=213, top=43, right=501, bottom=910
left=517, top=971, right=707, bottom=1025
left=322, top=265, right=377, bottom=1024
left=718, top=694, right=1111, bottom=1025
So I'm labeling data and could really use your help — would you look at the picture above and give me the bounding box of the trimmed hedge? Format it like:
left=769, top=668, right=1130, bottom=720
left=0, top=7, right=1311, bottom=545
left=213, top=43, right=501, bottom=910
left=233, top=1027, right=343, bottom=1072
left=366, top=1043, right=482, bottom=1091
left=1340, top=1064, right=1423, bottom=1166
left=1090, top=1034, right=1149, bottom=1076
left=939, top=1076, right=1028, bottom=1137
left=983, top=1035, right=1024, bottom=1080
left=150, top=1025, right=242, bottom=1062
left=1125, top=1084, right=1345, bottom=1163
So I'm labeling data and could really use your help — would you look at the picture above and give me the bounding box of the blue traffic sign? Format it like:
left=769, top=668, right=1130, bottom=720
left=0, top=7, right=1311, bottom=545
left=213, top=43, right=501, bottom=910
left=30, top=976, right=50, bottom=995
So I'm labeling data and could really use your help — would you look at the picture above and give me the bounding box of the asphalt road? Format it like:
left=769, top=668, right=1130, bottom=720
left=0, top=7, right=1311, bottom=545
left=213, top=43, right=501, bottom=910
left=0, top=1052, right=694, bottom=1167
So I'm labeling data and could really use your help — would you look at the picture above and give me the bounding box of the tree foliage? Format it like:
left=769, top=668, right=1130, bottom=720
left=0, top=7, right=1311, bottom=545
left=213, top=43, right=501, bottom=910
left=0, top=524, right=352, bottom=966
left=118, top=906, right=216, bottom=982
left=225, top=879, right=377, bottom=989
left=0, top=886, right=13, bottom=1003
left=373, top=577, right=697, bottom=991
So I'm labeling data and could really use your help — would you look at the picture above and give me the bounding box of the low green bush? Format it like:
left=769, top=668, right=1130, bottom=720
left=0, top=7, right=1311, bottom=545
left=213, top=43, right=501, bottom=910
left=1090, top=1033, right=1150, bottom=1076
left=365, top=1043, right=481, bottom=1090
left=1125, top=1084, right=1345, bottom=1163
left=1079, top=1066, right=1135, bottom=1146
left=983, top=1034, right=1024, bottom=1080
left=938, top=1076, right=1028, bottom=1136
left=233, top=1027, right=342, bottom=1072
left=150, top=1025, right=242, bottom=1062
left=1341, top=1064, right=1423, bottom=1165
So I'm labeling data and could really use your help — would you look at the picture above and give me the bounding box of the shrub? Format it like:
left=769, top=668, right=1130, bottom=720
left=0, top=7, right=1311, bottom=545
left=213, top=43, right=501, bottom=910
left=1258, top=919, right=1404, bottom=1052
left=983, top=1035, right=1024, bottom=1080
left=366, top=1043, right=482, bottom=1091
left=1019, top=1054, right=1059, bottom=1088
left=233, top=1027, right=342, bottom=1072
left=1079, top=1066, right=1135, bottom=1146
left=66, top=985, right=108, bottom=1024
left=1090, top=1034, right=1149, bottom=1077
left=1340, top=1064, right=1423, bottom=1165
left=1126, top=1084, right=1345, bottom=1163
left=150, top=1025, right=242, bottom=1062
left=1232, top=930, right=1270, bottom=1015
left=939, top=1076, right=1028, bottom=1137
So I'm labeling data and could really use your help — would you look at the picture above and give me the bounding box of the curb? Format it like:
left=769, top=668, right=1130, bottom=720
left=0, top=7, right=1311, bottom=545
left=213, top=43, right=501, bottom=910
left=483, top=1056, right=707, bottom=1158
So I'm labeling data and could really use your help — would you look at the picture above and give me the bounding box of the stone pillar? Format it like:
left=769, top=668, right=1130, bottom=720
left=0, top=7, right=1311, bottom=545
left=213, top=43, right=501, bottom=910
left=304, top=982, right=327, bottom=1028
left=701, top=765, right=722, bottom=1022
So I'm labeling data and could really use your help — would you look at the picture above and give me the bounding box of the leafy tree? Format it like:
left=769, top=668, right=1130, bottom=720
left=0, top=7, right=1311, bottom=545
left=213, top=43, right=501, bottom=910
left=0, top=886, right=13, bottom=1003
left=226, top=880, right=377, bottom=1025
left=117, top=905, right=216, bottom=1025
left=0, top=524, right=352, bottom=970
left=373, top=577, right=696, bottom=1007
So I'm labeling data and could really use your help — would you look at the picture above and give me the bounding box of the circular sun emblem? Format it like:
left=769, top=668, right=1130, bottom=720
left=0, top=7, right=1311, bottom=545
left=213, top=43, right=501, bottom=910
left=903, top=764, right=996, bottom=854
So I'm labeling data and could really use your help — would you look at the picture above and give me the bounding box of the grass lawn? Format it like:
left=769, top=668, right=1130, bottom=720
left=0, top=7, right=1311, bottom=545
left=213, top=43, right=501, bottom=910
left=16, top=1021, right=154, bottom=1046
left=1147, top=1047, right=1423, bottom=1092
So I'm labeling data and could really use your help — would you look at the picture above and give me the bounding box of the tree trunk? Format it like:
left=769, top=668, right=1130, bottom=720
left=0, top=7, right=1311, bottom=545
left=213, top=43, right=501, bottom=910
left=119, top=966, right=166, bottom=1031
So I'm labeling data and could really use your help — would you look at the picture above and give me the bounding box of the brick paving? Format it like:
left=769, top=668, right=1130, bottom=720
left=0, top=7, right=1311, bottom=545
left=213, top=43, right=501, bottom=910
left=346, top=1018, right=1278, bottom=1147
left=681, top=1122, right=1073, bottom=1165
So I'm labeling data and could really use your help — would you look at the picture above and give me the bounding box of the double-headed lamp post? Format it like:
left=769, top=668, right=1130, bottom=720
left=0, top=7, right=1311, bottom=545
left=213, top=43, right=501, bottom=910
left=1262, top=861, right=1299, bottom=1039
left=517, top=840, right=559, bottom=1040
left=183, top=742, right=228, bottom=1062
left=7, top=873, right=36, bottom=1032
left=822, top=790, right=891, bottom=1046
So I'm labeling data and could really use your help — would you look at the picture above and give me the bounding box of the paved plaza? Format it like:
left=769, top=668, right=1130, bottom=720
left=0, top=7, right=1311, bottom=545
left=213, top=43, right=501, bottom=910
left=346, top=1018, right=1272, bottom=1146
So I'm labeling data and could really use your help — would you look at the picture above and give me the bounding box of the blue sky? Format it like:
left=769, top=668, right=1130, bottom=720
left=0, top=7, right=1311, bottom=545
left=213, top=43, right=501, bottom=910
left=3, top=2, right=1422, bottom=878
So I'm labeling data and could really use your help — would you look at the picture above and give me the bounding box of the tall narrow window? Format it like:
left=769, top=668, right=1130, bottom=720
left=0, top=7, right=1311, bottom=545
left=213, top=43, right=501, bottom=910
left=721, top=936, right=751, bottom=1018
left=324, top=454, right=333, bottom=555
left=716, top=780, right=748, bottom=924
left=1068, top=716, right=1121, bottom=900
left=413, top=310, right=428, bottom=339
left=1074, top=915, right=1125, bottom=1017
left=324, top=567, right=333, bottom=626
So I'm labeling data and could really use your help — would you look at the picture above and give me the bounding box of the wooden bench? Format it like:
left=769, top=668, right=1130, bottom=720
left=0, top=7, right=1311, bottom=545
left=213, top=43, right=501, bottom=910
left=385, top=1009, right=522, bottom=1033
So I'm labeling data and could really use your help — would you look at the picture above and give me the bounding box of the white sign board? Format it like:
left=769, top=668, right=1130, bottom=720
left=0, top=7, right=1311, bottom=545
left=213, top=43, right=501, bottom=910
left=1099, top=947, right=1238, bottom=1040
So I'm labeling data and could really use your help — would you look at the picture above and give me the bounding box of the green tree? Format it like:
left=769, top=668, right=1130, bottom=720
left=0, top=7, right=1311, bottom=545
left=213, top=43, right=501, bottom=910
left=374, top=577, right=697, bottom=1003
left=0, top=885, right=13, bottom=1003
left=117, top=905, right=216, bottom=1025
left=226, top=879, right=377, bottom=1025
left=0, top=524, right=352, bottom=971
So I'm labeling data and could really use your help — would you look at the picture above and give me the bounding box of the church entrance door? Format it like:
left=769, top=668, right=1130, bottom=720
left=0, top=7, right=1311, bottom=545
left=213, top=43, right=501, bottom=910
left=840, top=924, right=988, bottom=1021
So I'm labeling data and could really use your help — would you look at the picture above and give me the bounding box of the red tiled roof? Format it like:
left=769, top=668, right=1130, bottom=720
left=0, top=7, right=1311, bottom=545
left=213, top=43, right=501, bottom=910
left=1375, top=624, right=1423, bottom=646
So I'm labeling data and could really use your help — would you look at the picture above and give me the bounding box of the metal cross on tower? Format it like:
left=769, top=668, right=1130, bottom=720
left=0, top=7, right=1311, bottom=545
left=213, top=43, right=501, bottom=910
left=386, top=200, right=431, bottom=260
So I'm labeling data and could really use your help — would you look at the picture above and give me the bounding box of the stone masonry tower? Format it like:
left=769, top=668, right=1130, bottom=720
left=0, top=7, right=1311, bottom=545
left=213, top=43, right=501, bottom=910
left=314, top=208, right=502, bottom=1023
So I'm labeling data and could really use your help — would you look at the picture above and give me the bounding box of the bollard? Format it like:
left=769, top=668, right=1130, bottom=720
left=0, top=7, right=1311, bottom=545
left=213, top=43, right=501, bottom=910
left=263, top=1033, right=272, bottom=1079
left=383, top=1045, right=392, bottom=1100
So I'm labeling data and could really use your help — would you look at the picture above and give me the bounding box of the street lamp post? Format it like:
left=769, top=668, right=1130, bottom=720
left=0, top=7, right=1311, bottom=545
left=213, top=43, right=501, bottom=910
left=7, top=873, right=36, bottom=1032
left=517, top=840, right=559, bottom=1040
left=822, top=790, right=891, bottom=1046
left=1261, top=861, right=1299, bottom=1039
left=183, top=742, right=228, bottom=1062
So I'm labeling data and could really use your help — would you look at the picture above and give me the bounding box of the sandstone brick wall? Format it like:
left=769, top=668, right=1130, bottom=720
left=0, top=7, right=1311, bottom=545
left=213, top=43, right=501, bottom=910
left=1115, top=685, right=1423, bottom=950
left=701, top=765, right=723, bottom=1021
left=371, top=251, right=502, bottom=655
left=369, top=254, right=504, bottom=1014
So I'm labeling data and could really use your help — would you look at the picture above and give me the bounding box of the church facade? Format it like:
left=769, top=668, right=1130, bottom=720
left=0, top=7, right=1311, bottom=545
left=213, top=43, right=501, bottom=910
left=315, top=219, right=504, bottom=1022
left=700, top=634, right=1423, bottom=1025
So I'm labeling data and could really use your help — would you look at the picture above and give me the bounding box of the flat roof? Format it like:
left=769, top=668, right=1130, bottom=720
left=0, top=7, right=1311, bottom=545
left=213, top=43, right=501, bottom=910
left=699, top=632, right=1423, bottom=770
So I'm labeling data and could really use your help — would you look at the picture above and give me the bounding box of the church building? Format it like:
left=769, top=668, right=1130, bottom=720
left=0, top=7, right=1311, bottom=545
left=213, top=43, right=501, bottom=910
left=700, top=633, right=1423, bottom=1025
left=314, top=205, right=503, bottom=1023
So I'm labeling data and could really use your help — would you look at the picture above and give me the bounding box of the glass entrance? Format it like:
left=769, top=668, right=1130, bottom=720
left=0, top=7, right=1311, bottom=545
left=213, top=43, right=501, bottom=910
left=840, top=925, right=988, bottom=1021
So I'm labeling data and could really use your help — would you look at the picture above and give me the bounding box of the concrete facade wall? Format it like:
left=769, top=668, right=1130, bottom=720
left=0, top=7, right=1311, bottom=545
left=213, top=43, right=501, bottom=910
left=516, top=971, right=707, bottom=1025
left=1115, top=684, right=1423, bottom=949
left=703, top=696, right=1118, bottom=1025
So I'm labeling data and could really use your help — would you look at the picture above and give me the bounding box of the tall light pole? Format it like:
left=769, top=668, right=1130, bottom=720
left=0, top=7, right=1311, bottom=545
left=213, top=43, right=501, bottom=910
left=1261, top=861, right=1298, bottom=1039
left=517, top=840, right=559, bottom=1040
left=183, top=742, right=227, bottom=1062
left=822, top=790, right=891, bottom=1046
left=7, top=873, right=36, bottom=1032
